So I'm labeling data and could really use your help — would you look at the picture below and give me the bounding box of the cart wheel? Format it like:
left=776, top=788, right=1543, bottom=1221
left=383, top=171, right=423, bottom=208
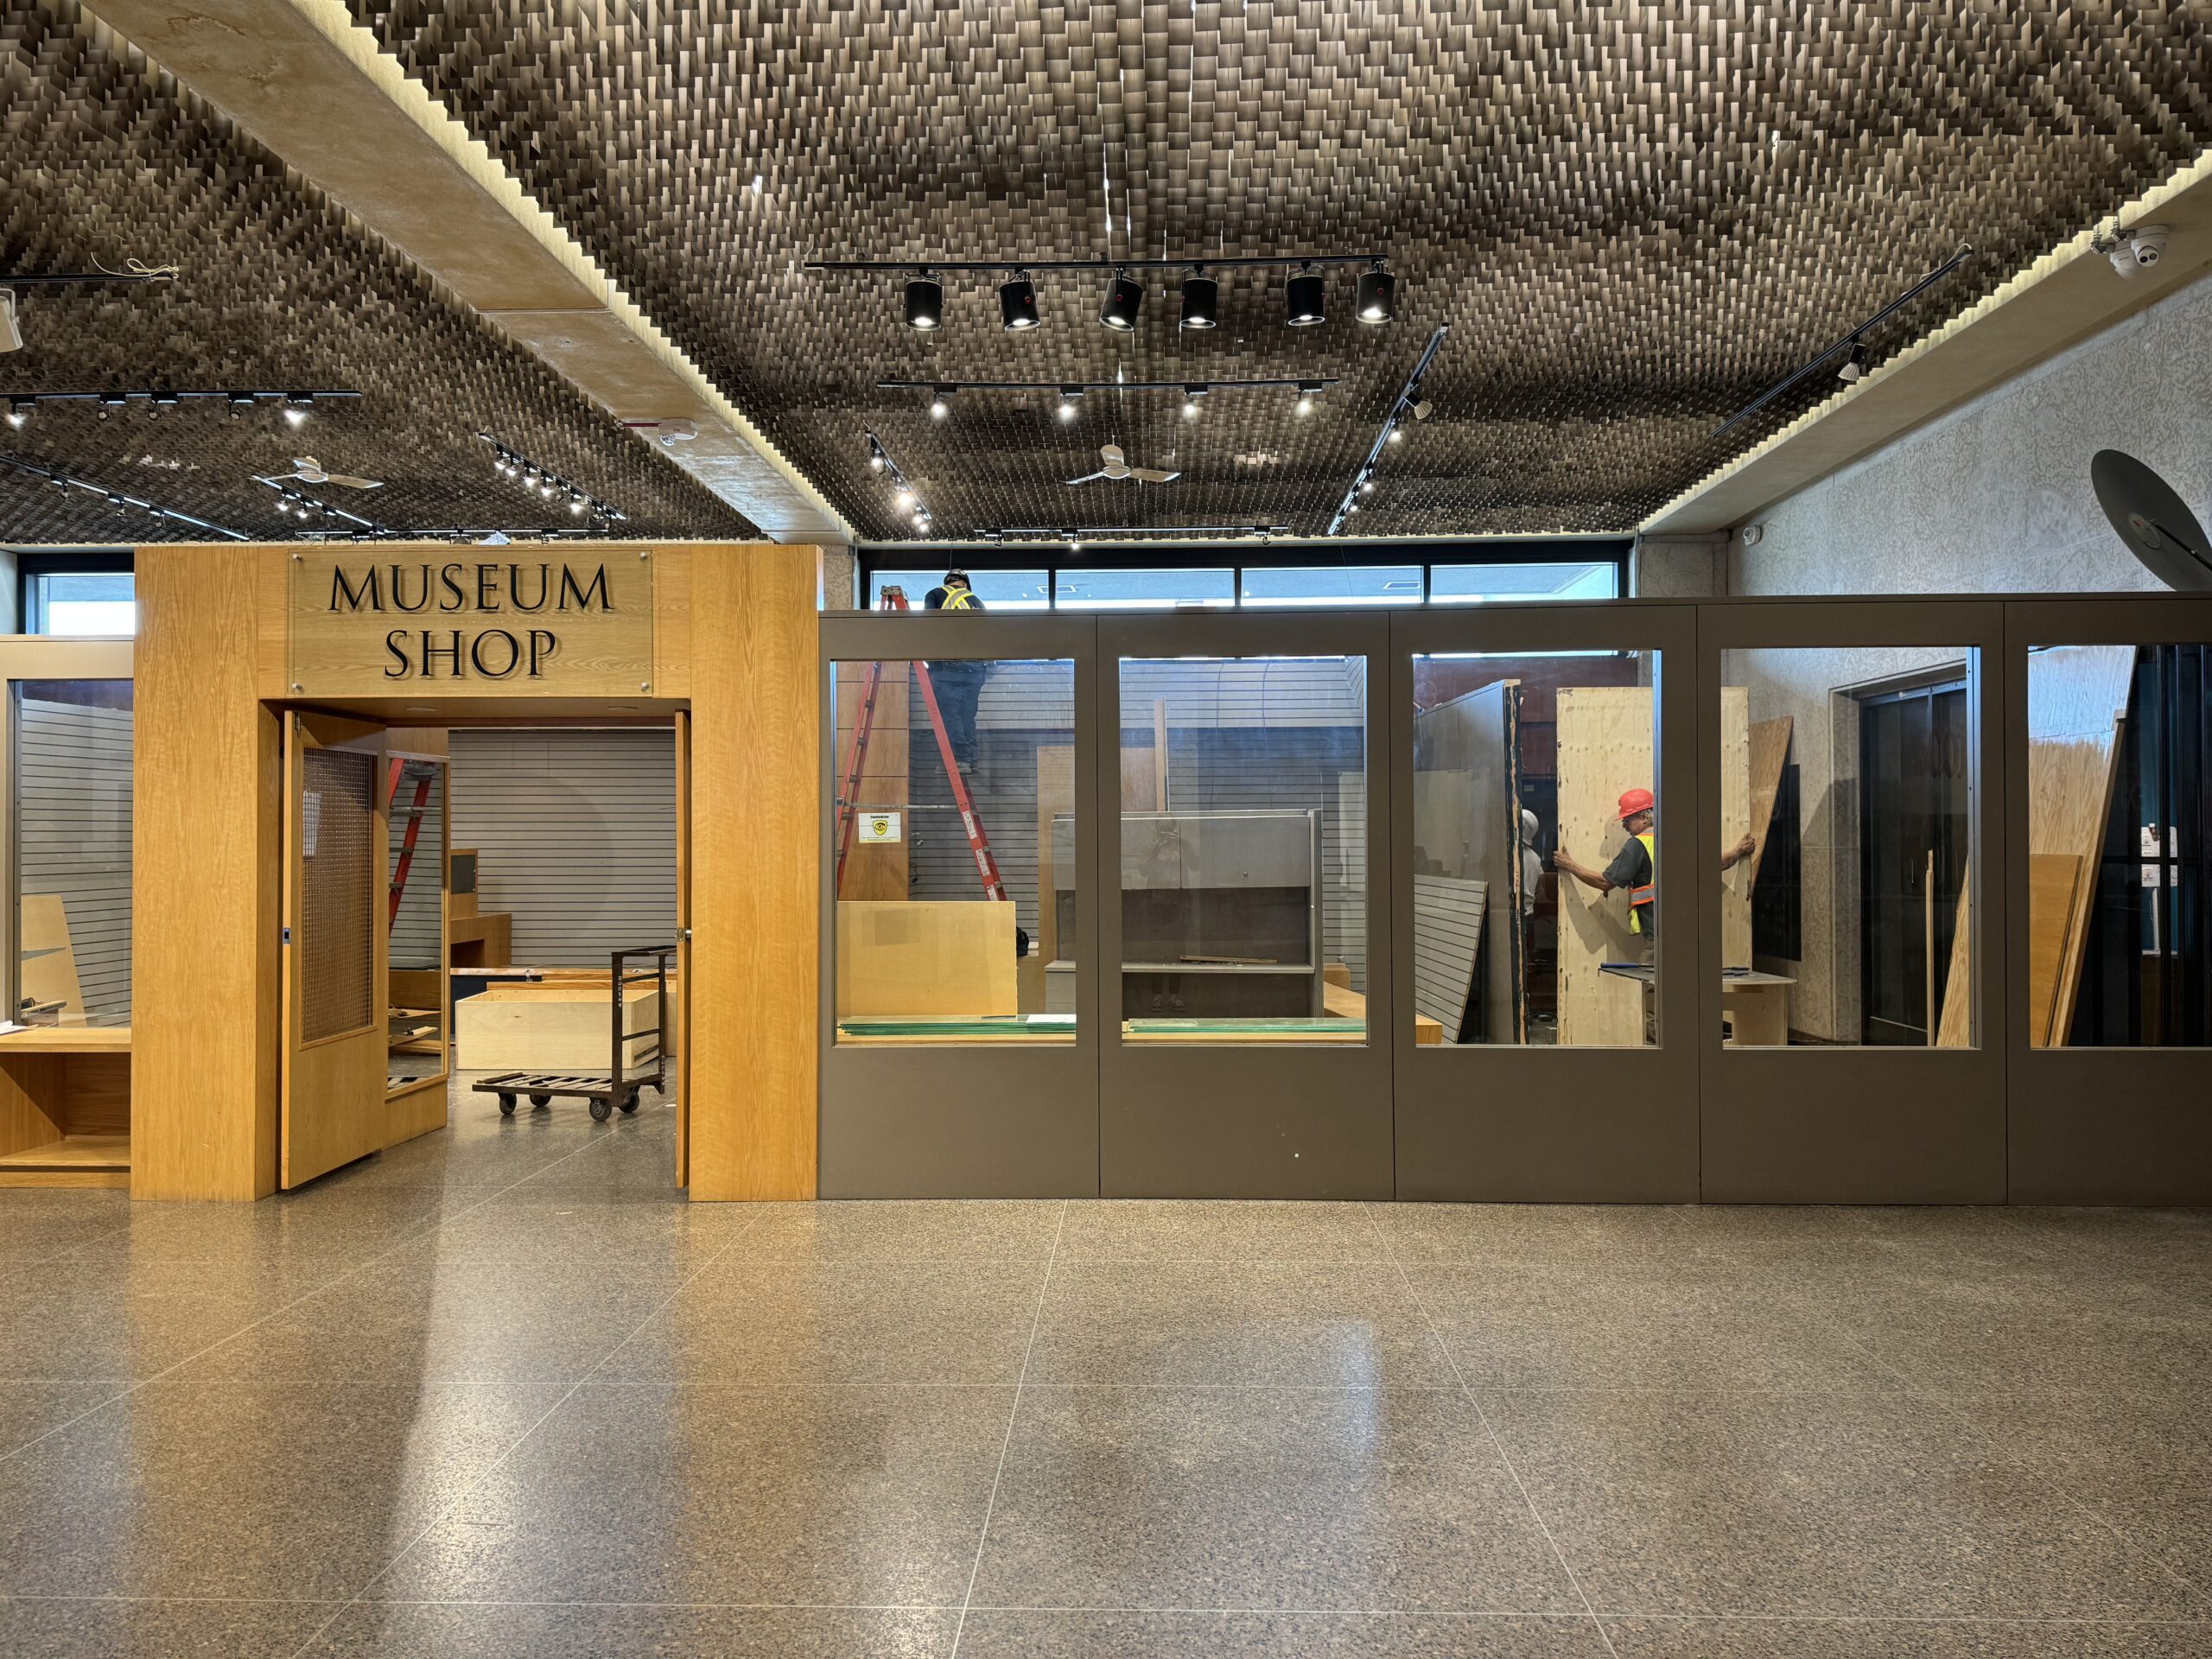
left=618, top=1090, right=640, bottom=1114
left=497, top=1094, right=517, bottom=1116
left=589, top=1097, right=613, bottom=1122
left=529, top=1092, right=552, bottom=1109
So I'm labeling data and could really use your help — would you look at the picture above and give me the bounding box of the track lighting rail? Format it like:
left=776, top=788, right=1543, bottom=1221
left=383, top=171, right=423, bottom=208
left=807, top=256, right=1382, bottom=272
left=1327, top=326, right=1449, bottom=536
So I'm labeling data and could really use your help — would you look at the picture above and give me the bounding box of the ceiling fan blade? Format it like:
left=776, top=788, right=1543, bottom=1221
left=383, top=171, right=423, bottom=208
left=1129, top=467, right=1180, bottom=483
left=1100, top=443, right=1124, bottom=464
left=1065, top=471, right=1109, bottom=485
left=327, top=474, right=384, bottom=490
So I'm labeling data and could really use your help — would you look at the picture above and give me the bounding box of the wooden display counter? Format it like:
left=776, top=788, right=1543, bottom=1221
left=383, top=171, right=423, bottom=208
left=0, top=1026, right=132, bottom=1188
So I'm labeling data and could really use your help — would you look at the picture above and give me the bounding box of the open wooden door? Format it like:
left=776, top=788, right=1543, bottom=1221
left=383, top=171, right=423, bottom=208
left=282, top=712, right=390, bottom=1188
left=674, top=709, right=692, bottom=1188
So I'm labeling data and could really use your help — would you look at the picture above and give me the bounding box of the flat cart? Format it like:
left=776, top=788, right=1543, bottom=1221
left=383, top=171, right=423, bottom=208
left=474, top=944, right=673, bottom=1122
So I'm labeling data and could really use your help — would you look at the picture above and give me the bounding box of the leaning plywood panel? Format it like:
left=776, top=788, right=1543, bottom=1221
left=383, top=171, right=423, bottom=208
left=1745, top=716, right=1794, bottom=888
left=2026, top=645, right=2135, bottom=1046
left=1934, top=874, right=1973, bottom=1049
left=836, top=900, right=1018, bottom=1019
left=1555, top=688, right=1652, bottom=1047
left=2029, top=855, right=2083, bottom=1046
left=1719, top=688, right=1753, bottom=969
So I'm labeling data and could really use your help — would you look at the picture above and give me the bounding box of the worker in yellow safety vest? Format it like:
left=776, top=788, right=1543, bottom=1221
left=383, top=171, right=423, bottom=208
left=923, top=569, right=988, bottom=772
left=1554, top=787, right=1756, bottom=953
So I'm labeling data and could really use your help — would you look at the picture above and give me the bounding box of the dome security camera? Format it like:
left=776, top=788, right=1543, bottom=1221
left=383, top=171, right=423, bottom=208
left=2107, top=225, right=2169, bottom=278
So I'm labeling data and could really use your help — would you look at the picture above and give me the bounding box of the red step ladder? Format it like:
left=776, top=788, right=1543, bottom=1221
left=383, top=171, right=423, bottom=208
left=385, top=756, right=436, bottom=931
left=834, top=588, right=1007, bottom=901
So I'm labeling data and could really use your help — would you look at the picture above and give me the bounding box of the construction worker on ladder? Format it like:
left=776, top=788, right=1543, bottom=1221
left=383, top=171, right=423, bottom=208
left=1554, top=787, right=1757, bottom=957
left=923, top=569, right=988, bottom=773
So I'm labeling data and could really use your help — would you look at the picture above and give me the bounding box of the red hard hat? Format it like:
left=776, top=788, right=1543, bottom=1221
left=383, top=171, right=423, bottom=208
left=1617, top=787, right=1655, bottom=821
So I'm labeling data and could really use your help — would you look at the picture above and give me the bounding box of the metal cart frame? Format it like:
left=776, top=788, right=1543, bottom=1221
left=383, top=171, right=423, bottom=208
left=474, top=945, right=674, bottom=1122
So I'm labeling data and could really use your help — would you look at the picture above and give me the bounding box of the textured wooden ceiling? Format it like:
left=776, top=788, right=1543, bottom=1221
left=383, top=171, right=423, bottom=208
left=341, top=0, right=2212, bottom=541
left=0, top=2, right=755, bottom=545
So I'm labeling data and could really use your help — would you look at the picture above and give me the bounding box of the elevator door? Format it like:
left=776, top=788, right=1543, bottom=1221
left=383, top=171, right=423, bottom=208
left=1859, top=682, right=1969, bottom=1046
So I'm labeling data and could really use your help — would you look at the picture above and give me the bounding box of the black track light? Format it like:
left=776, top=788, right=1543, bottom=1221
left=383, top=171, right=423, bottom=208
left=904, top=270, right=943, bottom=330
left=1295, top=380, right=1324, bottom=416
left=1179, top=268, right=1219, bottom=331
left=1287, top=263, right=1326, bottom=327
left=1837, top=337, right=1869, bottom=384
left=1356, top=261, right=1395, bottom=324
left=998, top=271, right=1039, bottom=331
left=1099, top=268, right=1144, bottom=333
left=4, top=398, right=29, bottom=429
left=929, top=385, right=953, bottom=420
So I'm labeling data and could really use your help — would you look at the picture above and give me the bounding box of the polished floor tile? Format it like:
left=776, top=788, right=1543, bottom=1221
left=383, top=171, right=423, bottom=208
left=742, top=1199, right=1067, bottom=1262
left=0, top=1380, right=126, bottom=1456
left=604, top=1259, right=1049, bottom=1384
left=372, top=1382, right=1016, bottom=1608
left=1057, top=1199, right=1391, bottom=1262
left=1370, top=1203, right=1694, bottom=1266
left=308, top=1602, right=957, bottom=1657
left=0, top=1379, right=567, bottom=1600
left=1400, top=1262, right=1898, bottom=1391
left=1485, top=1387, right=2207, bottom=1618
left=1027, top=1262, right=1454, bottom=1386
left=0, top=1281, right=283, bottom=1382
left=1603, top=1616, right=2212, bottom=1657
left=972, top=1383, right=1585, bottom=1614
left=0, top=1597, right=340, bottom=1658
left=957, top=1610, right=1610, bottom=1657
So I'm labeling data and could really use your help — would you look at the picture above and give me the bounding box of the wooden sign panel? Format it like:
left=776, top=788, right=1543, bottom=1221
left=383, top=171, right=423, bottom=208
left=288, top=551, right=656, bottom=696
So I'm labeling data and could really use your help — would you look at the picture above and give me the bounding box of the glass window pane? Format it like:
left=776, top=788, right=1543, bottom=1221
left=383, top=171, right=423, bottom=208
left=1721, top=645, right=1977, bottom=1048
left=1415, top=652, right=1656, bottom=1046
left=16, top=681, right=134, bottom=1027
left=1240, top=565, right=1424, bottom=607
left=869, top=569, right=1050, bottom=611
left=1429, top=561, right=1618, bottom=604
left=831, top=657, right=1075, bottom=1043
left=1056, top=569, right=1234, bottom=611
left=31, top=573, right=137, bottom=635
left=1118, top=656, right=1365, bottom=1044
left=387, top=758, right=447, bottom=1089
left=2030, top=644, right=2209, bottom=1047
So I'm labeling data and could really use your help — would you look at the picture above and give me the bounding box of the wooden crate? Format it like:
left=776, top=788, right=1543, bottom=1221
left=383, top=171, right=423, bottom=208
left=456, top=983, right=662, bottom=1071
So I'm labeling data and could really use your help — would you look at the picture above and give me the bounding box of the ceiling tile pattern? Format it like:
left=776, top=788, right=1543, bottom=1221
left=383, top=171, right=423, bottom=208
left=0, top=1, right=755, bottom=544
left=345, top=0, right=2212, bottom=539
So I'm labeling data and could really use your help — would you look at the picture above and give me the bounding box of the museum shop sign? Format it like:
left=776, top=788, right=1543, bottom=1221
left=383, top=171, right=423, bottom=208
left=288, top=550, right=656, bottom=696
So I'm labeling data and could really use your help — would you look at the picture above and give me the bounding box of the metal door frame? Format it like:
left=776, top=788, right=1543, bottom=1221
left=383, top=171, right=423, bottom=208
left=1096, top=611, right=1393, bottom=1198
left=1392, top=603, right=1700, bottom=1200
left=817, top=611, right=1101, bottom=1197
left=1697, top=599, right=2006, bottom=1202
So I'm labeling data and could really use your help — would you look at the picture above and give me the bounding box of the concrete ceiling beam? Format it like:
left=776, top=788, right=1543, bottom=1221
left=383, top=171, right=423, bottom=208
left=81, top=0, right=849, bottom=545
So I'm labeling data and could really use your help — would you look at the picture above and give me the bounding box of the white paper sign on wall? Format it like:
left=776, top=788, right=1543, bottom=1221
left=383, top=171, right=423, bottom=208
left=858, top=811, right=902, bottom=844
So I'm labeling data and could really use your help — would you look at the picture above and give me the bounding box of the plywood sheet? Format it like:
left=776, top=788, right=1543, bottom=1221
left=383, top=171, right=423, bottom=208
left=1746, top=715, right=1793, bottom=888
left=1555, top=688, right=1653, bottom=1047
left=457, top=982, right=661, bottom=1070
left=1934, top=873, right=1972, bottom=1049
left=1411, top=876, right=1487, bottom=1043
left=1719, top=687, right=1752, bottom=969
left=2025, top=645, right=2134, bottom=1047
left=2029, top=854, right=2082, bottom=1047
left=836, top=900, right=1017, bottom=1020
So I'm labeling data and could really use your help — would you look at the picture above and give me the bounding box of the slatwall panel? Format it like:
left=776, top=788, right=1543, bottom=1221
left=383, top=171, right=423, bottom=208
left=449, top=728, right=676, bottom=968
left=17, top=693, right=133, bottom=1025
left=389, top=763, right=445, bottom=970
left=903, top=661, right=1370, bottom=987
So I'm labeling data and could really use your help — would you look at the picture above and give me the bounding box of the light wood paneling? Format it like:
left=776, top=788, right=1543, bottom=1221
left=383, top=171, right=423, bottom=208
left=385, top=1077, right=447, bottom=1147
left=655, top=548, right=693, bottom=699
left=0, top=1054, right=66, bottom=1157
left=688, top=544, right=822, bottom=1200
left=135, top=547, right=285, bottom=1199
left=674, top=708, right=691, bottom=1187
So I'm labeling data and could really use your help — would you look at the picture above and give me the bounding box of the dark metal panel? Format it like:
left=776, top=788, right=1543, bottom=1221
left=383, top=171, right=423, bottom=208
left=1390, top=602, right=1700, bottom=1201
left=1694, top=600, right=2006, bottom=1203
left=2005, top=596, right=2212, bottom=1205
left=1096, top=610, right=1393, bottom=1198
left=817, top=613, right=1101, bottom=1198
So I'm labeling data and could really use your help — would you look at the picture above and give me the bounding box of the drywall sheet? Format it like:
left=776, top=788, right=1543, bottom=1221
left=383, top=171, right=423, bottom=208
left=1746, top=715, right=1794, bottom=888
left=836, top=899, right=1017, bottom=1019
left=2025, top=645, right=2134, bottom=1046
left=1555, top=686, right=1750, bottom=1044
left=1412, top=682, right=1524, bottom=1040
left=1411, top=876, right=1487, bottom=1043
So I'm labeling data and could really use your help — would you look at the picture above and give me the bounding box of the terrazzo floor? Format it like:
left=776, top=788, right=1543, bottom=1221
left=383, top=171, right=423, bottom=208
left=0, top=1076, right=2208, bottom=1656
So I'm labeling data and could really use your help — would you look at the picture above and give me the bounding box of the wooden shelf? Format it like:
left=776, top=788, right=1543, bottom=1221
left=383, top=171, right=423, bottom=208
left=0, top=1134, right=129, bottom=1187
left=0, top=1026, right=131, bottom=1055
